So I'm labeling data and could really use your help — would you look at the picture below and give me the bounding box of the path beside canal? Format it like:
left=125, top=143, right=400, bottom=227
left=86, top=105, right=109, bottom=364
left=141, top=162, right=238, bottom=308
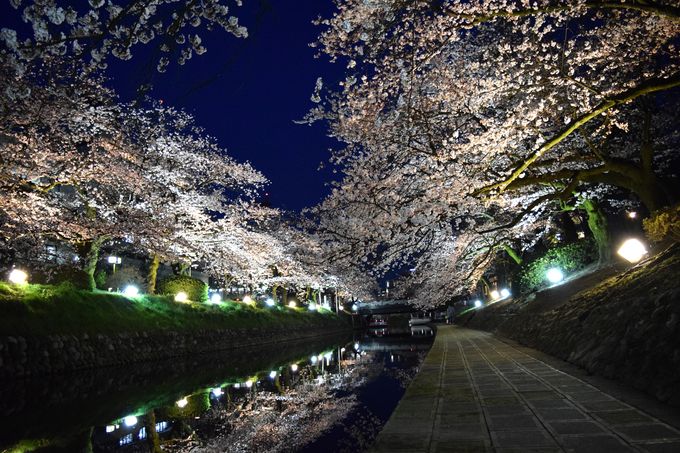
left=371, top=326, right=680, bottom=453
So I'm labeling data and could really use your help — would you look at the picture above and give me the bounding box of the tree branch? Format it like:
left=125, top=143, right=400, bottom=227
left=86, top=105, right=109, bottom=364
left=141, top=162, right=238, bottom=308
left=480, top=72, right=680, bottom=195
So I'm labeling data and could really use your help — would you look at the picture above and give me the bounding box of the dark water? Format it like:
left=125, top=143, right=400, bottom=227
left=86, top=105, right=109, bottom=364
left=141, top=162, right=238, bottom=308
left=0, top=323, right=433, bottom=453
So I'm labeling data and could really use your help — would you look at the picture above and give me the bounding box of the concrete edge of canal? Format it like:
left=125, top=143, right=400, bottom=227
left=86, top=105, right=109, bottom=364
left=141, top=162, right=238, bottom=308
left=0, top=324, right=355, bottom=379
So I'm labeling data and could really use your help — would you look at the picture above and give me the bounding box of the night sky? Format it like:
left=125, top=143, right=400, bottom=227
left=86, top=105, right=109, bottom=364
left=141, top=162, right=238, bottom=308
left=2, top=1, right=344, bottom=211
left=119, top=0, right=344, bottom=211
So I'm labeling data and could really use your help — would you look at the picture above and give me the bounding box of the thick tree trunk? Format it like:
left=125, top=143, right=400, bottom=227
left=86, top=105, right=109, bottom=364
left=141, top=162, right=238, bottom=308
left=147, top=255, right=161, bottom=294
left=82, top=236, right=106, bottom=291
left=144, top=410, right=163, bottom=453
left=282, top=287, right=288, bottom=304
left=272, top=284, right=279, bottom=302
left=581, top=198, right=611, bottom=264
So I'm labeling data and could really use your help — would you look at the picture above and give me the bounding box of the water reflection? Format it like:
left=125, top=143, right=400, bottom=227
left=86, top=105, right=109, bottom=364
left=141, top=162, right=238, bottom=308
left=0, top=323, right=433, bottom=453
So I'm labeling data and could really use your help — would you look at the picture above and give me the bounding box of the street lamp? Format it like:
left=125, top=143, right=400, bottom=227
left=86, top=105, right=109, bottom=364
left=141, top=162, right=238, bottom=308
left=122, top=285, right=139, bottom=298
left=546, top=267, right=564, bottom=284
left=474, top=300, right=482, bottom=308
left=123, top=416, right=138, bottom=427
left=107, top=255, right=121, bottom=273
left=8, top=269, right=28, bottom=285
left=617, top=238, right=647, bottom=263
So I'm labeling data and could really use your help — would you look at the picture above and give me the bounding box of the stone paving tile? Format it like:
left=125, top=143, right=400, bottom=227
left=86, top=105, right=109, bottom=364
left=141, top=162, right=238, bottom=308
left=547, top=420, right=606, bottom=435
left=560, top=434, right=637, bottom=452
left=593, top=409, right=655, bottom=425
left=491, top=429, right=558, bottom=448
left=637, top=441, right=680, bottom=452
left=370, top=327, right=680, bottom=453
left=495, top=449, right=562, bottom=453
left=487, top=414, right=542, bottom=431
left=578, top=399, right=630, bottom=411
left=614, top=423, right=680, bottom=442
left=431, top=440, right=491, bottom=453
left=484, top=404, right=532, bottom=416
left=527, top=398, right=575, bottom=409
left=533, top=407, right=589, bottom=421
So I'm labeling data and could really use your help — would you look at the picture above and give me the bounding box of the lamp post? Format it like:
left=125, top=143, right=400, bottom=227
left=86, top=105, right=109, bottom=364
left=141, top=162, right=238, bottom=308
left=107, top=255, right=121, bottom=273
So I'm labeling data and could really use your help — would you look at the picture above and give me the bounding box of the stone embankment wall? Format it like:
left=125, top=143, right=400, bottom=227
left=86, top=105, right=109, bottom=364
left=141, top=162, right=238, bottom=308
left=0, top=325, right=352, bottom=379
left=461, top=244, right=680, bottom=406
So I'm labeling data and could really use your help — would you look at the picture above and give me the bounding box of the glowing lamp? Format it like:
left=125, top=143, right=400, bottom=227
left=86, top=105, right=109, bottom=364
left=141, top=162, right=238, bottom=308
left=122, top=285, right=139, bottom=298
left=210, top=293, right=222, bottom=304
left=490, top=290, right=500, bottom=300
left=474, top=300, right=482, bottom=308
left=105, top=425, right=116, bottom=433
left=354, top=342, right=360, bottom=350
left=617, top=238, right=647, bottom=263
left=176, top=398, right=188, bottom=408
left=245, top=380, right=254, bottom=388
left=265, top=298, right=275, bottom=307
left=8, top=269, right=28, bottom=285
left=174, top=291, right=189, bottom=303
left=628, top=211, right=637, bottom=219
left=269, top=370, right=277, bottom=379
left=500, top=288, right=510, bottom=298
left=288, top=301, right=297, bottom=308
left=123, top=416, right=138, bottom=427
left=308, top=302, right=317, bottom=311
left=107, top=256, right=121, bottom=264
left=546, top=267, right=564, bottom=284
left=310, top=355, right=318, bottom=364
left=243, top=295, right=254, bottom=305
left=212, top=388, right=223, bottom=397
left=290, top=364, right=298, bottom=372
left=351, top=304, right=358, bottom=311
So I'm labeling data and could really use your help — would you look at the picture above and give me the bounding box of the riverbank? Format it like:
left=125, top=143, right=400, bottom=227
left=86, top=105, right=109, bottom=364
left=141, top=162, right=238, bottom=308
left=458, top=243, right=680, bottom=406
left=0, top=282, right=352, bottom=378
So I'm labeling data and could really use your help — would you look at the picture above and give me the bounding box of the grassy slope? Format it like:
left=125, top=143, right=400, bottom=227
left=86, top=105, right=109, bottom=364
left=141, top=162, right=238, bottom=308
left=0, top=282, right=346, bottom=336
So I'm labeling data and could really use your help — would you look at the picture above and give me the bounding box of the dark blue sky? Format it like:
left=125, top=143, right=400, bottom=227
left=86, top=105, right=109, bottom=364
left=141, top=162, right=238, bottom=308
left=2, top=1, right=344, bottom=211
left=117, top=0, right=343, bottom=211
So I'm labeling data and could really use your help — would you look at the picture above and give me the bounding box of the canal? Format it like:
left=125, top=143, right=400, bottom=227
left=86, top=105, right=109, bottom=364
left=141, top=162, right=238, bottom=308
left=0, top=322, right=434, bottom=452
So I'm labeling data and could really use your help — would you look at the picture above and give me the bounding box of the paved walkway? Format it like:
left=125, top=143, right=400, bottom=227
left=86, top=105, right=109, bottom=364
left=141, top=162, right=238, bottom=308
left=371, top=326, right=680, bottom=453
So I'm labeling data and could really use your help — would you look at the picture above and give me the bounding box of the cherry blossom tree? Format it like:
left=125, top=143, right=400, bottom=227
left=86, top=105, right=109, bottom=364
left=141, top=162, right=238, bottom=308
left=1, top=0, right=247, bottom=73
left=308, top=0, right=680, bottom=305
